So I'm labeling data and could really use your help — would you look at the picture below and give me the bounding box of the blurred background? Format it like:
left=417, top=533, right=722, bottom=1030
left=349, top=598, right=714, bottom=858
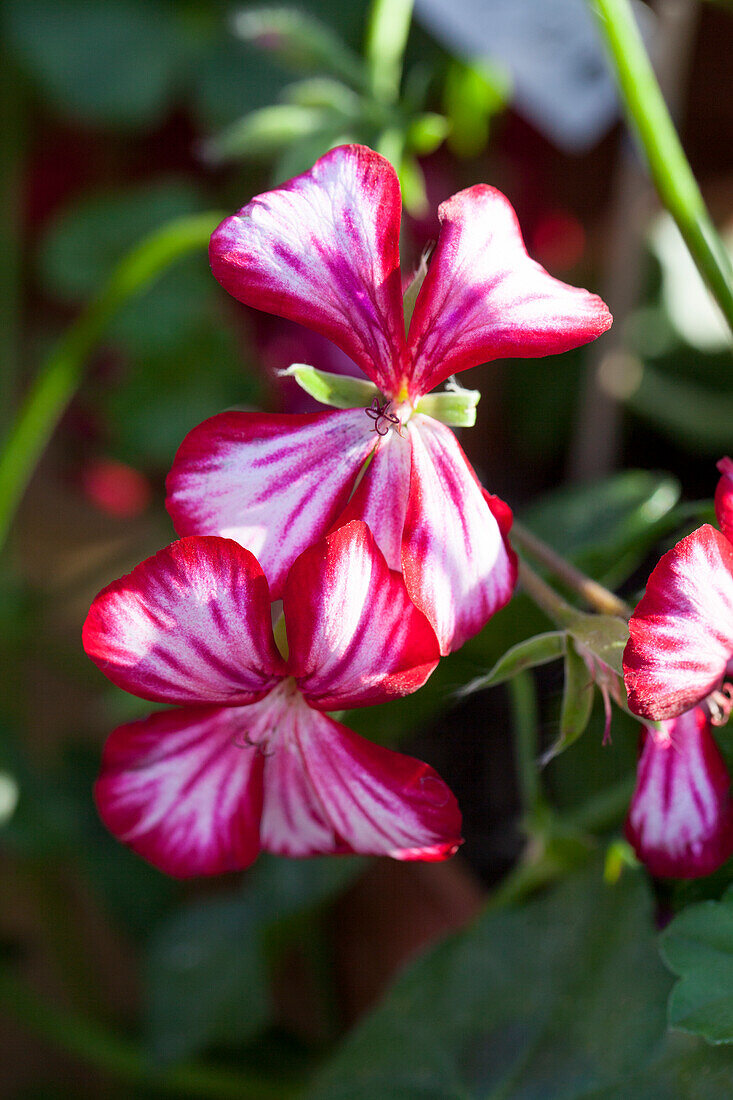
left=1, top=0, right=732, bottom=1094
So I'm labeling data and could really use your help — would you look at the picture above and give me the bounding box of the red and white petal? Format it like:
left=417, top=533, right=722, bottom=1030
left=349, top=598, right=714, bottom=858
left=83, top=537, right=284, bottom=706
left=715, top=456, right=733, bottom=544
left=166, top=409, right=376, bottom=598
left=95, top=704, right=267, bottom=877
left=624, top=525, right=733, bottom=720
left=401, top=415, right=518, bottom=655
left=332, top=427, right=411, bottom=571
left=625, top=707, right=733, bottom=879
left=406, top=185, right=611, bottom=397
left=210, top=144, right=406, bottom=394
left=260, top=701, right=462, bottom=860
left=284, top=520, right=439, bottom=711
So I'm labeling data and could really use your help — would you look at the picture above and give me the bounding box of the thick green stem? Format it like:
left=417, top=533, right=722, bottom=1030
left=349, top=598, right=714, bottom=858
left=590, top=0, right=733, bottom=331
left=0, top=968, right=298, bottom=1100
left=0, top=211, right=223, bottom=552
left=512, top=522, right=631, bottom=618
left=365, top=0, right=414, bottom=103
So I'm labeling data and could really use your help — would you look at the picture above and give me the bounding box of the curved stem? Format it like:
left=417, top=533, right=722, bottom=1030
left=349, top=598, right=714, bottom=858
left=512, top=522, right=631, bottom=618
left=590, top=0, right=733, bottom=331
left=0, top=968, right=299, bottom=1100
left=0, top=211, right=223, bottom=552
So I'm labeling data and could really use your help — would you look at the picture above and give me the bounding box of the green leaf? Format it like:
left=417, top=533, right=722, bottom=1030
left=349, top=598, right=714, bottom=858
left=521, top=470, right=681, bottom=587
left=307, top=862, right=729, bottom=1098
left=407, top=112, right=450, bottom=156
left=547, top=637, right=594, bottom=763
left=202, top=104, right=334, bottom=163
left=659, top=886, right=733, bottom=1044
left=6, top=0, right=188, bottom=128
left=232, top=6, right=366, bottom=90
left=459, top=631, right=566, bottom=697
left=564, top=610, right=629, bottom=679
left=0, top=772, right=18, bottom=827
left=628, top=364, right=733, bottom=454
left=146, top=855, right=365, bottom=1063
left=443, top=59, right=510, bottom=158
left=281, top=364, right=379, bottom=409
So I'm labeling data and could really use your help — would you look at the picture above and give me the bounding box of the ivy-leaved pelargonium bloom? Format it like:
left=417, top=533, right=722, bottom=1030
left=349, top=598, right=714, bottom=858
left=626, top=706, right=733, bottom=878
left=624, top=457, right=733, bottom=722
left=167, top=144, right=612, bottom=654
left=83, top=521, right=461, bottom=877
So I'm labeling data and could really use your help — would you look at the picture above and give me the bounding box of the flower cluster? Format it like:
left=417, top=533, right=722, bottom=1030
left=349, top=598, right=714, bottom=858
left=84, top=144, right=613, bottom=877
left=623, top=458, right=733, bottom=877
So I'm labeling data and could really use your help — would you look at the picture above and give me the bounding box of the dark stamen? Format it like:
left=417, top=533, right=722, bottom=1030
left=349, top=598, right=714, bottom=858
left=365, top=396, right=401, bottom=436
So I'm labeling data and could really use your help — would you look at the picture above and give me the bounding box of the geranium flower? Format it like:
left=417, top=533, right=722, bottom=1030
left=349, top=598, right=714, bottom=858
left=83, top=521, right=461, bottom=877
left=626, top=706, right=733, bottom=878
left=167, top=144, right=611, bottom=654
left=624, top=458, right=733, bottom=721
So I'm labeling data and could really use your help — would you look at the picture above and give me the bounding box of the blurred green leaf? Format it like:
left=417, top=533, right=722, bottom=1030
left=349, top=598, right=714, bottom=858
left=444, top=59, right=510, bottom=158
left=0, top=772, right=18, bottom=826
left=365, top=0, right=413, bottom=104
left=460, top=631, right=566, bottom=697
left=522, top=470, right=681, bottom=587
left=628, top=365, right=733, bottom=454
left=407, top=112, right=450, bottom=156
left=306, top=862, right=733, bottom=1098
left=659, top=887, right=733, bottom=1044
left=146, top=854, right=364, bottom=1063
left=233, top=6, right=366, bottom=89
left=203, top=103, right=334, bottom=163
left=282, top=76, right=361, bottom=113
left=5, top=0, right=189, bottom=128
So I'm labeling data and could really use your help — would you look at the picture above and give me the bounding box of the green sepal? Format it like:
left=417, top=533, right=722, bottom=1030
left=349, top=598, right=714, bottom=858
left=543, top=637, right=595, bottom=765
left=415, top=385, right=481, bottom=427
left=458, top=631, right=566, bottom=697
left=281, top=364, right=379, bottom=409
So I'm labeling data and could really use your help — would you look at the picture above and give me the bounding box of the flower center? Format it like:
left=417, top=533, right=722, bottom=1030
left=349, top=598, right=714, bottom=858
left=364, top=394, right=414, bottom=436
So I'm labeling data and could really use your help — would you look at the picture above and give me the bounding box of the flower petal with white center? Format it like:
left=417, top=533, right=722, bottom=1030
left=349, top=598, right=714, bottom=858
left=406, top=185, right=612, bottom=397
left=95, top=704, right=266, bottom=877
left=625, top=707, right=733, bottom=878
left=624, top=525, right=733, bottom=720
left=166, top=409, right=376, bottom=598
left=260, top=700, right=462, bottom=860
left=210, top=144, right=406, bottom=394
left=284, top=521, right=439, bottom=711
left=401, top=415, right=517, bottom=654
left=83, top=537, right=285, bottom=705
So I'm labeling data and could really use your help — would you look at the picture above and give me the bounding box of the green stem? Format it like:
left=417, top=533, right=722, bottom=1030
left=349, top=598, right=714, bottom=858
left=517, top=559, right=577, bottom=630
left=365, top=0, right=414, bottom=104
left=0, top=968, right=299, bottom=1100
left=590, top=0, right=733, bottom=331
left=0, top=211, right=223, bottom=552
left=512, top=522, right=631, bottom=618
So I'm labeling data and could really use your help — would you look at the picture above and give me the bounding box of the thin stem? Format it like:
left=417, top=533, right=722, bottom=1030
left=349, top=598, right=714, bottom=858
left=0, top=968, right=299, bottom=1100
left=507, top=672, right=541, bottom=814
left=0, top=211, right=223, bottom=552
left=516, top=559, right=578, bottom=629
left=590, top=0, right=733, bottom=331
left=513, top=522, right=631, bottom=618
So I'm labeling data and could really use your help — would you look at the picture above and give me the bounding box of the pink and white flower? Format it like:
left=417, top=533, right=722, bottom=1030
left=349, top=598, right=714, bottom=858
left=83, top=521, right=461, bottom=877
left=626, top=706, right=733, bottom=878
left=624, top=458, right=733, bottom=721
left=167, top=144, right=611, bottom=654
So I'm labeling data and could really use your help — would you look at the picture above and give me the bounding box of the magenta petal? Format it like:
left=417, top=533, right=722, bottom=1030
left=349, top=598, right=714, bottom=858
left=715, top=456, right=733, bottom=544
left=83, top=537, right=285, bottom=705
left=260, top=703, right=462, bottom=860
left=284, top=521, right=439, bottom=711
left=166, top=409, right=376, bottom=598
left=210, top=144, right=406, bottom=394
left=625, top=707, right=733, bottom=879
left=95, top=705, right=266, bottom=877
left=401, top=416, right=518, bottom=655
left=406, top=185, right=612, bottom=396
left=333, top=428, right=411, bottom=571
left=624, top=525, right=733, bottom=720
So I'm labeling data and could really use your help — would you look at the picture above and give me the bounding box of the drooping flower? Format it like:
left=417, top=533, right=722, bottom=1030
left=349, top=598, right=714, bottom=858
left=624, top=458, right=733, bottom=722
left=83, top=521, right=461, bottom=877
left=167, top=144, right=611, bottom=654
left=626, top=706, right=733, bottom=878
